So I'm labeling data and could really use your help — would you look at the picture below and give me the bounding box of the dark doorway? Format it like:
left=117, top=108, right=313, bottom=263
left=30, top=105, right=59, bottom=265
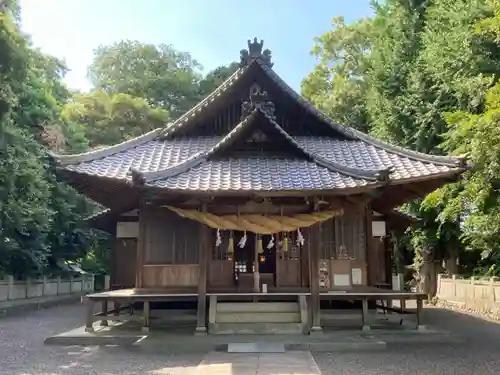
left=233, top=231, right=256, bottom=274
left=233, top=232, right=277, bottom=276
left=259, top=234, right=277, bottom=275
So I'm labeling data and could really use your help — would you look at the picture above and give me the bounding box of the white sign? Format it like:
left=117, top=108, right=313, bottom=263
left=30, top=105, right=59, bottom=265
left=372, top=221, right=386, bottom=237
left=116, top=221, right=139, bottom=238
left=333, top=274, right=351, bottom=287
left=351, top=268, right=362, bottom=285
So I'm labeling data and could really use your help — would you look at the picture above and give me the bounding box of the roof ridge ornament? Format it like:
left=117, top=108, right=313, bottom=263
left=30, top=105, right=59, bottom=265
left=240, top=38, right=273, bottom=68
left=241, top=83, right=276, bottom=119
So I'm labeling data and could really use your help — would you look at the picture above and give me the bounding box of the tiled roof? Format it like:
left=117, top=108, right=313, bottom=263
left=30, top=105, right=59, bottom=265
left=65, top=137, right=221, bottom=179
left=295, top=137, right=451, bottom=180
left=62, top=124, right=459, bottom=193
left=147, top=157, right=368, bottom=191
left=55, top=42, right=467, bottom=194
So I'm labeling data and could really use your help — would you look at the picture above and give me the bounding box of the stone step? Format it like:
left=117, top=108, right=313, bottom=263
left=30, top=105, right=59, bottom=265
left=216, top=312, right=301, bottom=323
left=211, top=322, right=304, bottom=335
left=216, top=302, right=299, bottom=313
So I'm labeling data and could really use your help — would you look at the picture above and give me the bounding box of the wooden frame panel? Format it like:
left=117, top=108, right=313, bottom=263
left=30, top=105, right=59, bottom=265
left=276, top=259, right=301, bottom=287
left=141, top=264, right=199, bottom=288
left=209, top=260, right=233, bottom=287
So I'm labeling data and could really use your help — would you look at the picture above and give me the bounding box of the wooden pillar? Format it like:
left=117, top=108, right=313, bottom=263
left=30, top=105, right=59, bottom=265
left=416, top=297, right=426, bottom=331
left=110, top=227, right=117, bottom=289
left=85, top=298, right=95, bottom=333
left=254, top=234, right=260, bottom=293
left=309, top=224, right=322, bottom=334
left=135, top=201, right=147, bottom=289
left=142, top=300, right=150, bottom=332
left=301, top=242, right=309, bottom=288
left=365, top=205, right=375, bottom=286
left=195, top=203, right=208, bottom=335
left=100, top=300, right=108, bottom=326
left=361, top=298, right=371, bottom=331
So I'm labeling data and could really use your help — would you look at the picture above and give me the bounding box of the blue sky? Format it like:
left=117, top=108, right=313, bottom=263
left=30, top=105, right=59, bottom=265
left=19, top=0, right=373, bottom=92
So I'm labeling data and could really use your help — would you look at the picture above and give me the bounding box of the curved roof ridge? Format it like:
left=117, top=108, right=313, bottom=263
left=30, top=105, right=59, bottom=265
left=158, top=65, right=249, bottom=139
left=52, top=66, right=248, bottom=167
left=51, top=128, right=163, bottom=166
left=138, top=108, right=386, bottom=185
left=257, top=60, right=466, bottom=168
left=258, top=110, right=384, bottom=181
left=139, top=109, right=261, bottom=183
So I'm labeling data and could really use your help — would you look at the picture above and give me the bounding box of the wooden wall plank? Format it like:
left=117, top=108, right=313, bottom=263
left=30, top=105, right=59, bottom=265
left=208, top=261, right=233, bottom=287
left=276, top=260, right=301, bottom=286
left=143, top=206, right=200, bottom=265
left=141, top=265, right=199, bottom=288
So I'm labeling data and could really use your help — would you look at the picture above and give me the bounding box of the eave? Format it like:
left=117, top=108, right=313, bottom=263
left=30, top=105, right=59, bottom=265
left=131, top=108, right=390, bottom=186
left=51, top=128, right=162, bottom=166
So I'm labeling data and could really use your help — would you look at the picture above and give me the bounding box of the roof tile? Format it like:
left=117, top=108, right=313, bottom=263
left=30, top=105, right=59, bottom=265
left=64, top=135, right=455, bottom=192
left=148, top=157, right=367, bottom=191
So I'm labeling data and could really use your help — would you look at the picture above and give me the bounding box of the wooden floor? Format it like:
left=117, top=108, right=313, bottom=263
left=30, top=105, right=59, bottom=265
left=86, top=286, right=426, bottom=301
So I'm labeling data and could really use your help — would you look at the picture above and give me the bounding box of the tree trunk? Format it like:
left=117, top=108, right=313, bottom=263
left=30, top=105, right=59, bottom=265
left=418, top=247, right=435, bottom=301
left=391, top=232, right=405, bottom=274
left=444, top=242, right=459, bottom=275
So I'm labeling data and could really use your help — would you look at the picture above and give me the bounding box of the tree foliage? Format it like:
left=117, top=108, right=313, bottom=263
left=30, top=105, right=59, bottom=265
left=61, top=91, right=171, bottom=148
left=303, top=0, right=500, bottom=278
left=0, top=8, right=99, bottom=278
left=0, top=7, right=240, bottom=277
left=8, top=0, right=500, bottom=280
left=87, top=40, right=238, bottom=118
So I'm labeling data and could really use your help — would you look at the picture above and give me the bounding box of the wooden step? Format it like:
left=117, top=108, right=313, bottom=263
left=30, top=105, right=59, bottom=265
left=216, top=312, right=301, bottom=323
left=211, top=322, right=304, bottom=335
left=216, top=302, right=299, bottom=313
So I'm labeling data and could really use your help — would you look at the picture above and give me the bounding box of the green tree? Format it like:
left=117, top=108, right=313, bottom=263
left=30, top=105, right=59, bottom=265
left=88, top=40, right=202, bottom=117
left=61, top=90, right=171, bottom=148
left=434, top=1, right=500, bottom=276
left=303, top=0, right=500, bottom=291
left=0, top=9, right=52, bottom=277
left=0, top=7, right=102, bottom=278
left=301, top=16, right=373, bottom=132
left=87, top=40, right=239, bottom=119
left=199, top=62, right=239, bottom=97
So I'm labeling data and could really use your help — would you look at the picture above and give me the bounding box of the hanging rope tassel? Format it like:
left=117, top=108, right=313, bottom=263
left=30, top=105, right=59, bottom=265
left=227, top=231, right=234, bottom=254
left=258, top=235, right=264, bottom=254
left=297, top=228, right=305, bottom=246
left=215, top=229, right=222, bottom=247
left=238, top=231, right=247, bottom=248
left=267, top=234, right=275, bottom=249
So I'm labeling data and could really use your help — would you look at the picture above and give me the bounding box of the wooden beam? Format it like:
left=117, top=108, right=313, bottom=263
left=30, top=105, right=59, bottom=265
left=344, top=193, right=373, bottom=207
left=365, top=204, right=375, bottom=286
left=309, top=223, right=322, bottom=334
left=135, top=200, right=147, bottom=288
left=195, top=203, right=209, bottom=335
left=110, top=226, right=117, bottom=288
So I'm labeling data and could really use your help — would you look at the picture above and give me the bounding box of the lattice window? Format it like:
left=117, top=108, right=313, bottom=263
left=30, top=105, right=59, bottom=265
left=320, top=218, right=336, bottom=259
left=234, top=261, right=255, bottom=273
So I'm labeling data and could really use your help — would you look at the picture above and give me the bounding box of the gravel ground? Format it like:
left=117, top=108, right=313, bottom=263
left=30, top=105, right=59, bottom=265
left=1, top=303, right=500, bottom=374
left=315, top=307, right=500, bottom=375
left=0, top=303, right=202, bottom=374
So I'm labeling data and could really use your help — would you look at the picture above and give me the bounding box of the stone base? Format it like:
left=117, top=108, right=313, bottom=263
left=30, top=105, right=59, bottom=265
left=211, top=322, right=303, bottom=335
left=309, top=326, right=323, bottom=336
left=44, top=325, right=387, bottom=353
left=362, top=325, right=372, bottom=333
left=194, top=327, right=207, bottom=336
